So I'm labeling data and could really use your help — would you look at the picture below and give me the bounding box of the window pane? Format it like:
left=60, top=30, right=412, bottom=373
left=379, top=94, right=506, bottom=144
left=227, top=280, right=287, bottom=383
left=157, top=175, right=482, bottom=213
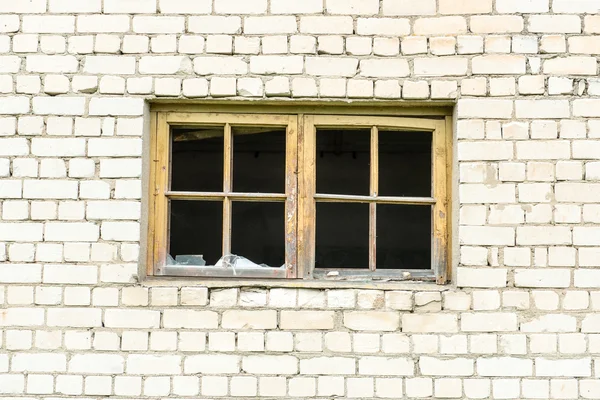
left=171, top=126, right=224, bottom=192
left=376, top=204, right=431, bottom=270
left=233, top=127, right=286, bottom=193
left=316, top=129, right=370, bottom=196
left=169, top=200, right=222, bottom=266
left=378, top=130, right=432, bottom=197
left=315, top=203, right=369, bottom=268
left=231, top=202, right=285, bottom=268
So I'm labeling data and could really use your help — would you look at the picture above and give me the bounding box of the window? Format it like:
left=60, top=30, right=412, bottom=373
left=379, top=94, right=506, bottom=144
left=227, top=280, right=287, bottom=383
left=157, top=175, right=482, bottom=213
left=148, top=107, right=451, bottom=283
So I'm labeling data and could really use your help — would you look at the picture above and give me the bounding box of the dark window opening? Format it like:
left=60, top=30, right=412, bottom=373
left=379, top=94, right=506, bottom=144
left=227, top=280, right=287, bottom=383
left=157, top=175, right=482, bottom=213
left=171, top=127, right=224, bottom=192
left=231, top=201, right=285, bottom=268
left=315, top=202, right=369, bottom=268
left=233, top=127, right=286, bottom=194
left=377, top=205, right=431, bottom=270
left=169, top=200, right=222, bottom=266
left=379, top=130, right=432, bottom=197
left=316, top=129, right=371, bottom=196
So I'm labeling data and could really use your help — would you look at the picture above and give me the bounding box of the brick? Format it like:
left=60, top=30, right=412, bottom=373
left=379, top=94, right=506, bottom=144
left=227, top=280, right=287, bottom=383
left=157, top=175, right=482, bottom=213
left=497, top=0, right=549, bottom=12
left=357, top=18, right=410, bottom=35
left=250, top=56, right=303, bottom=74
left=299, top=16, right=354, bottom=34
left=521, top=314, right=576, bottom=332
left=477, top=357, right=533, bottom=377
left=23, top=16, right=74, bottom=33
left=184, top=355, right=240, bottom=374
left=414, top=17, right=467, bottom=35
left=461, top=313, right=517, bottom=332
left=420, top=357, right=474, bottom=376
left=472, top=55, right=526, bottom=74
left=84, top=56, right=135, bottom=74
left=300, top=357, right=356, bottom=375
left=244, top=16, right=297, bottom=34
left=553, top=0, right=600, bottom=13
left=457, top=99, right=513, bottom=118
left=360, top=357, right=414, bottom=376
left=536, top=358, right=591, bottom=377
left=414, top=57, right=468, bottom=76
left=402, top=314, right=458, bottom=333
left=305, top=57, right=358, bottom=77
left=457, top=268, right=508, bottom=288
left=358, top=60, right=410, bottom=79
left=105, top=309, right=160, bottom=328
left=471, top=16, right=524, bottom=33
left=222, top=310, right=277, bottom=329
left=460, top=226, right=515, bottom=246
left=280, top=311, right=334, bottom=329
left=127, top=355, right=181, bottom=375
left=89, top=98, right=144, bottom=116
left=158, top=0, right=211, bottom=13
left=326, top=0, right=378, bottom=14
left=104, top=0, right=155, bottom=13
left=188, top=16, right=241, bottom=34
left=44, top=265, right=97, bottom=284
left=544, top=57, right=597, bottom=75
left=344, top=311, right=400, bottom=331
left=514, top=268, right=571, bottom=288
left=574, top=100, right=600, bottom=117
left=242, top=355, right=298, bottom=374
left=32, top=97, right=85, bottom=116
left=440, top=0, right=492, bottom=14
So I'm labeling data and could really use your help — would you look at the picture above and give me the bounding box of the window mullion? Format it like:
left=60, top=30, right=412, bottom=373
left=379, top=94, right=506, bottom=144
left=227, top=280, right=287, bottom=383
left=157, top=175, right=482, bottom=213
left=369, top=126, right=379, bottom=272
left=222, top=122, right=233, bottom=256
left=432, top=120, right=448, bottom=284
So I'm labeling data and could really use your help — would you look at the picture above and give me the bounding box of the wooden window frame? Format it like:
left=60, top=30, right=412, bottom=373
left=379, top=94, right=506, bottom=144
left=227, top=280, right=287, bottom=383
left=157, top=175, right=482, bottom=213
left=148, top=107, right=451, bottom=284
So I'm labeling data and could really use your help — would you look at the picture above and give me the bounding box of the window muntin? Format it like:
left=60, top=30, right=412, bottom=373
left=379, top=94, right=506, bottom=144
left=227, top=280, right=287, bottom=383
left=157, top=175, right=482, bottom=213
left=149, top=111, right=449, bottom=283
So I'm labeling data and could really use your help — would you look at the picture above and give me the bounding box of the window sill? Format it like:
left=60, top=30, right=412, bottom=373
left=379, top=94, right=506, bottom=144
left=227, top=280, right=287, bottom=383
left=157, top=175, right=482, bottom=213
left=143, top=276, right=448, bottom=291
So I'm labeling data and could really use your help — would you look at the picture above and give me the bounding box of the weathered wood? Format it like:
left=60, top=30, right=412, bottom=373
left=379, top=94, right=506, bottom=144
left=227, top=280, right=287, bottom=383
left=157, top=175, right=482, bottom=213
left=285, top=115, right=299, bottom=278
left=369, top=126, right=378, bottom=272
left=313, top=194, right=437, bottom=205
left=433, top=120, right=449, bottom=284
left=222, top=123, right=232, bottom=256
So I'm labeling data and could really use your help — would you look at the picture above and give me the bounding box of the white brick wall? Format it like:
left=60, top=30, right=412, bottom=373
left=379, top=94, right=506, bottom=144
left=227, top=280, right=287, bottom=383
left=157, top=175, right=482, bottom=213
left=0, top=1, right=599, bottom=398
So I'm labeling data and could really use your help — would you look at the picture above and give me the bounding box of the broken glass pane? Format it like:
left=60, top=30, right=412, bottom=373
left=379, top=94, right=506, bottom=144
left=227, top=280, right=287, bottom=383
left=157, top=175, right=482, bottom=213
left=315, top=202, right=369, bottom=268
left=168, top=200, right=222, bottom=266
left=171, top=126, right=224, bottom=192
left=231, top=201, right=285, bottom=268
left=378, top=130, right=432, bottom=197
left=233, top=127, right=286, bottom=194
left=377, top=204, right=431, bottom=270
left=316, top=128, right=370, bottom=196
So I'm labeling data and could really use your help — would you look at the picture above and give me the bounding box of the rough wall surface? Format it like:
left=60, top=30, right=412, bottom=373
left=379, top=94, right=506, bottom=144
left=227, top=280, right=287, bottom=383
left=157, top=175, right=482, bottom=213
left=1, top=0, right=600, bottom=398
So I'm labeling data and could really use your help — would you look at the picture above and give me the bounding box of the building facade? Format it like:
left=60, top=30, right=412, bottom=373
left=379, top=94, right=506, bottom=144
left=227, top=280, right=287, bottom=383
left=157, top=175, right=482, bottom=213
left=1, top=0, right=600, bottom=398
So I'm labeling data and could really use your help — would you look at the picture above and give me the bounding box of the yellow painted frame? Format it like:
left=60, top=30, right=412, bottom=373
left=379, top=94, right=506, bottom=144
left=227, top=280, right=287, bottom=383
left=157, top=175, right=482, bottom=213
left=148, top=107, right=451, bottom=283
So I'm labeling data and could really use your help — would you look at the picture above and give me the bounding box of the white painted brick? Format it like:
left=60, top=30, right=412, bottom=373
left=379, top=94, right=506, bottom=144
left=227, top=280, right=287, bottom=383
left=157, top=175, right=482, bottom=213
left=300, top=16, right=354, bottom=34
left=420, top=357, right=473, bottom=376
left=0, top=97, right=31, bottom=115
left=357, top=18, right=410, bottom=35
left=23, top=16, right=74, bottom=33
left=360, top=59, right=410, bottom=78
left=536, top=357, right=591, bottom=377
left=215, top=0, right=267, bottom=14
left=244, top=16, right=297, bottom=34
